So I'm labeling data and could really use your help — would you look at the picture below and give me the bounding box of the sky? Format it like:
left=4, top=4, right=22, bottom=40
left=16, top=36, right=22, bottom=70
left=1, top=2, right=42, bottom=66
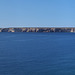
left=0, top=0, right=75, bottom=28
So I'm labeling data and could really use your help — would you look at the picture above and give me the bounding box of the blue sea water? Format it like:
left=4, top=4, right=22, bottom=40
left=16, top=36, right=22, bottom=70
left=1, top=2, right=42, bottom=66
left=0, top=33, right=75, bottom=75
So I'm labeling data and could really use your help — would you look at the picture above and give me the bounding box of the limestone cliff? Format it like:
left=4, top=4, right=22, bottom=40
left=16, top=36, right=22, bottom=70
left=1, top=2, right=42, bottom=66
left=0, top=27, right=75, bottom=32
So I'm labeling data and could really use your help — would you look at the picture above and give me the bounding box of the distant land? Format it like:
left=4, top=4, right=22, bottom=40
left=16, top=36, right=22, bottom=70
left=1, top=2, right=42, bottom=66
left=0, top=27, right=75, bottom=32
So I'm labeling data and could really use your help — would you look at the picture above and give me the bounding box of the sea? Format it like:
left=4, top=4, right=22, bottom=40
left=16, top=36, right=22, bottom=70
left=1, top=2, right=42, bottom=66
left=0, top=32, right=75, bottom=75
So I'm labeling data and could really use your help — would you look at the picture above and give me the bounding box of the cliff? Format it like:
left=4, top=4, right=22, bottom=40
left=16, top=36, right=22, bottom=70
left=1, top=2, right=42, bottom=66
left=0, top=27, right=75, bottom=32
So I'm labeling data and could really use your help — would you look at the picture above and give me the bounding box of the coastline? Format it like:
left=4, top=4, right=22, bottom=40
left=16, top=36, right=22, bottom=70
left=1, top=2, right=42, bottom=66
left=0, top=27, right=75, bottom=32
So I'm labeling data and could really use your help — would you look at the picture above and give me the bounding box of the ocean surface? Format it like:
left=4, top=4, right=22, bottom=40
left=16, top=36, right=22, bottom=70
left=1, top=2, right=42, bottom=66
left=0, top=32, right=75, bottom=75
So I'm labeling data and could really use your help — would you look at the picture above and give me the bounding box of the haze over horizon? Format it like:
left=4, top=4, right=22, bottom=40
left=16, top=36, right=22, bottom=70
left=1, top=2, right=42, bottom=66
left=0, top=0, right=75, bottom=28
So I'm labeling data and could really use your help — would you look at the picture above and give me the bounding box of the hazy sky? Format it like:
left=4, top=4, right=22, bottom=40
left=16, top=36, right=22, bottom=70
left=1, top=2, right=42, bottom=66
left=0, top=0, right=75, bottom=27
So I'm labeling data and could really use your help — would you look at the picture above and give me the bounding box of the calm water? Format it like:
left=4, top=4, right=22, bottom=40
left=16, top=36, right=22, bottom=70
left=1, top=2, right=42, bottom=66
left=0, top=33, right=75, bottom=75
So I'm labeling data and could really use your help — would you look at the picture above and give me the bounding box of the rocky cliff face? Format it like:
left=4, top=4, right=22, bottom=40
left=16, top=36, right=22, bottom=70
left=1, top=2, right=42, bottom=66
left=0, top=28, right=75, bottom=32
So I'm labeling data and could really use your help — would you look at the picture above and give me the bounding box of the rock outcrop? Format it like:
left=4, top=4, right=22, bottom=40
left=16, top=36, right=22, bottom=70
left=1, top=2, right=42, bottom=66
left=0, top=27, right=75, bottom=32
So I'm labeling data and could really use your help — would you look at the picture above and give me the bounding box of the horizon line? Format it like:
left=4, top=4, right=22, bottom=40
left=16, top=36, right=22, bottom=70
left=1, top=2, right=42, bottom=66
left=0, top=26, right=75, bottom=28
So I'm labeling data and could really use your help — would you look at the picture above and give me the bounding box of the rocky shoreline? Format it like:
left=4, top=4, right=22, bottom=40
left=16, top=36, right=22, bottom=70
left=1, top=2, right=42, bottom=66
left=0, top=27, right=75, bottom=32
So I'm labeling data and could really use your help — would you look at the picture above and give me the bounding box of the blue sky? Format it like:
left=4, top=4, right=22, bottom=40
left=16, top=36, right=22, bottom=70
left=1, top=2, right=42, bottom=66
left=0, top=0, right=75, bottom=27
